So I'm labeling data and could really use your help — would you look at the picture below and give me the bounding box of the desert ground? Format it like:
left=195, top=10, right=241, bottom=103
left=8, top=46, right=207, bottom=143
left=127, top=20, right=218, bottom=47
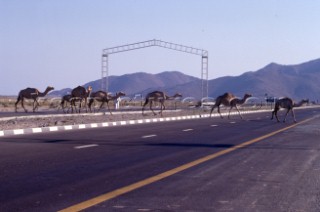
left=0, top=97, right=212, bottom=131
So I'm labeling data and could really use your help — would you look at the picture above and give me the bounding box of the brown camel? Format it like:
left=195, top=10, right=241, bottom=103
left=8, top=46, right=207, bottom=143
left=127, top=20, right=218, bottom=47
left=88, top=91, right=126, bottom=114
left=15, top=86, right=54, bottom=112
left=142, top=91, right=182, bottom=116
left=210, top=92, right=252, bottom=119
left=70, top=85, right=92, bottom=113
left=228, top=93, right=252, bottom=119
left=60, top=94, right=72, bottom=113
left=271, top=97, right=309, bottom=123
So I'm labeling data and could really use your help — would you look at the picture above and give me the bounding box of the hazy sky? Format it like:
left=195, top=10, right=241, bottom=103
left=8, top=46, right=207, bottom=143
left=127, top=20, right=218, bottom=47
left=1, top=0, right=320, bottom=95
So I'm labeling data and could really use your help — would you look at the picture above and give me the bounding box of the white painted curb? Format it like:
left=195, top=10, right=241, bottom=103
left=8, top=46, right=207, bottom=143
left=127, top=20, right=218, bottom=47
left=0, top=109, right=272, bottom=137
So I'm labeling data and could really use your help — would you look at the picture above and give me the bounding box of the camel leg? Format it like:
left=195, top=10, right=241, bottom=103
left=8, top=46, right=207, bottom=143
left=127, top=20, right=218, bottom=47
left=159, top=101, right=165, bottom=116
left=78, top=99, right=82, bottom=113
left=217, top=106, right=223, bottom=119
left=66, top=103, right=71, bottom=113
left=150, top=101, right=157, bottom=116
left=33, top=99, right=39, bottom=112
left=228, top=106, right=233, bottom=119
left=61, top=100, right=65, bottom=113
left=71, top=100, right=75, bottom=113
left=142, top=99, right=148, bottom=116
left=21, top=98, right=28, bottom=113
left=159, top=102, right=164, bottom=117
left=283, top=109, right=291, bottom=122
left=274, top=110, right=280, bottom=122
left=210, top=105, right=216, bottom=117
left=84, top=99, right=88, bottom=113
left=71, top=98, right=79, bottom=113
left=98, top=101, right=104, bottom=112
left=271, top=107, right=280, bottom=122
left=234, top=105, right=243, bottom=119
left=105, top=101, right=113, bottom=115
left=291, top=109, right=297, bottom=123
left=15, top=97, right=21, bottom=112
left=88, top=99, right=94, bottom=113
left=33, top=100, right=36, bottom=112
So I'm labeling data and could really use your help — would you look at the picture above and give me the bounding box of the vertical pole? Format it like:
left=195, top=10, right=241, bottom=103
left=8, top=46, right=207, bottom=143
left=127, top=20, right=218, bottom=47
left=201, top=55, right=209, bottom=98
left=101, top=53, right=108, bottom=92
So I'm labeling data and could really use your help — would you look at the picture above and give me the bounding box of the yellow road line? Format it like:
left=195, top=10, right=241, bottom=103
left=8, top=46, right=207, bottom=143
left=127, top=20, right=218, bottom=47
left=58, top=117, right=316, bottom=212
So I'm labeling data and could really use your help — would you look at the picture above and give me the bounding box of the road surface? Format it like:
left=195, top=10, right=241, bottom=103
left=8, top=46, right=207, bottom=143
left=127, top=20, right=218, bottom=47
left=1, top=108, right=320, bottom=211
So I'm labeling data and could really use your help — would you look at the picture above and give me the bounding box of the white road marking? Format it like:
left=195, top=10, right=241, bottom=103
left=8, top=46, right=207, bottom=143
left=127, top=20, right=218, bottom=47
left=74, top=144, right=99, bottom=149
left=32, top=128, right=42, bottom=133
left=49, top=126, right=58, bottom=131
left=230, top=122, right=236, bottom=124
left=183, top=129, right=193, bottom=132
left=113, top=206, right=126, bottom=209
left=91, top=123, right=98, bottom=128
left=13, top=129, right=24, bottom=135
left=142, top=134, right=157, bottom=138
left=211, top=125, right=218, bottom=127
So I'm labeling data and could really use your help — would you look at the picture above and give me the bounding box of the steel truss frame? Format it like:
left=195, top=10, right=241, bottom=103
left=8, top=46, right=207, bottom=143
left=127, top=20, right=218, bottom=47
left=102, top=39, right=209, bottom=97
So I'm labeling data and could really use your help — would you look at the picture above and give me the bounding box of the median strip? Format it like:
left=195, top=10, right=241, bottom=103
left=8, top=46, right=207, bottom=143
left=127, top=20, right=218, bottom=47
left=0, top=109, right=272, bottom=137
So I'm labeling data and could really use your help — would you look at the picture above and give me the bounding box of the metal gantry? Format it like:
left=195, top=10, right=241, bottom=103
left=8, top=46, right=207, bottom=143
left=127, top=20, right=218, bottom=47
left=102, top=39, right=209, bottom=97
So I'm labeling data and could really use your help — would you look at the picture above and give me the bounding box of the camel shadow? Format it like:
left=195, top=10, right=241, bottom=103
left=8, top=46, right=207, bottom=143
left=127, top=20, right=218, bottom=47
left=146, top=142, right=234, bottom=148
left=0, top=137, right=73, bottom=144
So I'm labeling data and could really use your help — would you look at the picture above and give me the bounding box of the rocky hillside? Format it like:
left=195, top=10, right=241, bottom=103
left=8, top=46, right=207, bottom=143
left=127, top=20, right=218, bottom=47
left=51, top=58, right=320, bottom=101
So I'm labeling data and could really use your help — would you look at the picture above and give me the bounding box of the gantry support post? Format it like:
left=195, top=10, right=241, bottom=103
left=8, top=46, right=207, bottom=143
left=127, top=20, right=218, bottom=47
left=201, top=55, right=209, bottom=98
left=101, top=53, right=108, bottom=92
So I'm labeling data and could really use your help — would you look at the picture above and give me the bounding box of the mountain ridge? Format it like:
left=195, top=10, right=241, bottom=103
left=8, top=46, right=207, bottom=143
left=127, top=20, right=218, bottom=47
left=50, top=58, right=320, bottom=101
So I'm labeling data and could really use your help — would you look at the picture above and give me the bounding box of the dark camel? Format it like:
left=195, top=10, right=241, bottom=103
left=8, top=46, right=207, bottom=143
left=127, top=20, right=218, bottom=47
left=15, top=86, right=54, bottom=112
left=70, top=85, right=92, bottom=113
left=142, top=91, right=182, bottom=116
left=271, top=97, right=309, bottom=123
left=60, top=94, right=72, bottom=113
left=210, top=92, right=252, bottom=119
left=88, top=91, right=126, bottom=114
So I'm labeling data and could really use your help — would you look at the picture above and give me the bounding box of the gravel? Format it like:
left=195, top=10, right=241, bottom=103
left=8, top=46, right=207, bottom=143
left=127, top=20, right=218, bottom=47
left=0, top=109, right=206, bottom=131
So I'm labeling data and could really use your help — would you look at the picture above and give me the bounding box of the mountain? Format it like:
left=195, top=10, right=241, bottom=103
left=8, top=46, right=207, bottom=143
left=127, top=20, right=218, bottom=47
left=51, top=58, right=320, bottom=101
left=50, top=71, right=199, bottom=96
left=206, top=58, right=320, bottom=100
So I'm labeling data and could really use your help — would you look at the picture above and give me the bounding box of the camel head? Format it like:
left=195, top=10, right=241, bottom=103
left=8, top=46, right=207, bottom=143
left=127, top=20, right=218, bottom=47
left=116, top=92, right=126, bottom=97
left=87, top=86, right=92, bottom=92
left=297, top=99, right=309, bottom=106
left=244, top=93, right=252, bottom=99
left=173, top=93, right=183, bottom=98
left=46, top=86, right=55, bottom=92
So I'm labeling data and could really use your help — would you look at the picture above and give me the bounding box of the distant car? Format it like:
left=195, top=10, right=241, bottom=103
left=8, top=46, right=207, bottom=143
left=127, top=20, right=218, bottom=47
left=265, top=97, right=278, bottom=103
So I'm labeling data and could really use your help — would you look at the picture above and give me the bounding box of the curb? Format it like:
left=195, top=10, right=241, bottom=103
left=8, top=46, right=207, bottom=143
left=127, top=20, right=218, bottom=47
left=0, top=109, right=271, bottom=137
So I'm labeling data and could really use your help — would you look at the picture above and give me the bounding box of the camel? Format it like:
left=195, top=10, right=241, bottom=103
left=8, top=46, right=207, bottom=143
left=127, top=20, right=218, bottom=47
left=15, top=86, right=54, bottom=112
left=210, top=92, right=252, bottom=119
left=142, top=91, right=182, bottom=116
left=271, top=97, right=309, bottom=123
left=70, top=85, right=92, bottom=113
left=60, top=94, right=72, bottom=113
left=88, top=91, right=126, bottom=114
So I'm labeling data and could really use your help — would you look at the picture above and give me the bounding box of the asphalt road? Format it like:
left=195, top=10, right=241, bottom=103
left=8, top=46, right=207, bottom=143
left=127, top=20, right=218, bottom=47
left=1, top=108, right=320, bottom=212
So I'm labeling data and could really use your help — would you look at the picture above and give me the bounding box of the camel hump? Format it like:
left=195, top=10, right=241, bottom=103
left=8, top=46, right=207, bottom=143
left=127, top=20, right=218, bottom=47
left=71, top=86, right=86, bottom=96
left=223, top=92, right=233, bottom=96
left=221, top=92, right=235, bottom=99
left=151, top=91, right=162, bottom=94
